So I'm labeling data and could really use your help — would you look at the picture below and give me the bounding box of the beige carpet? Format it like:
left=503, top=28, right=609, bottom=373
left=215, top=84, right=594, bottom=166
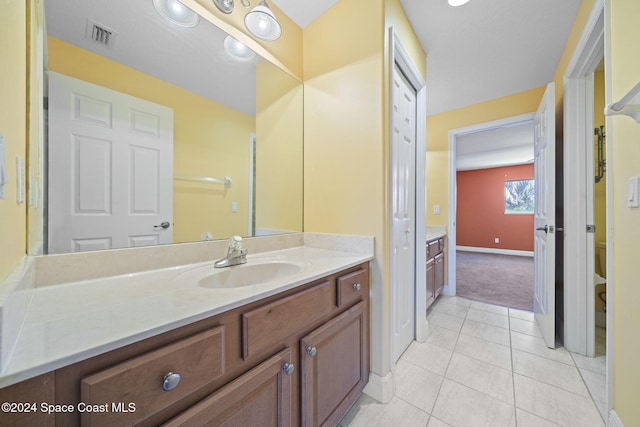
left=455, top=251, right=534, bottom=311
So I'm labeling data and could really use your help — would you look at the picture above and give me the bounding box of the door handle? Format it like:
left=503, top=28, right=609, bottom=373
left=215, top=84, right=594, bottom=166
left=536, top=225, right=548, bottom=233
left=154, top=221, right=171, bottom=230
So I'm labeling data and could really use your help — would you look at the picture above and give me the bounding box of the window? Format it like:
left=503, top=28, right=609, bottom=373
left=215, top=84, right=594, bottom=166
left=505, top=179, right=534, bottom=214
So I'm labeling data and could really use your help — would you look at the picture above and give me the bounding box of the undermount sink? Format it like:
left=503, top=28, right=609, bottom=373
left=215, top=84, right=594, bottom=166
left=199, top=261, right=304, bottom=289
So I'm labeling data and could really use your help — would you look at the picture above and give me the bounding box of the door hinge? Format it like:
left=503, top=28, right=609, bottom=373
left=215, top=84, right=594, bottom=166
left=587, top=224, right=596, bottom=233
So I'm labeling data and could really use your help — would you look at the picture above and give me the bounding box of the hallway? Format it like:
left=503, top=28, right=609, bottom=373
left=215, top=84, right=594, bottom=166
left=339, top=296, right=605, bottom=427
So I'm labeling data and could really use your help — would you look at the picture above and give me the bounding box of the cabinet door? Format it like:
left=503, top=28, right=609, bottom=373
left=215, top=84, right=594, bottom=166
left=426, top=258, right=435, bottom=308
left=300, top=301, right=368, bottom=427
left=163, top=348, right=293, bottom=427
left=435, top=253, right=445, bottom=297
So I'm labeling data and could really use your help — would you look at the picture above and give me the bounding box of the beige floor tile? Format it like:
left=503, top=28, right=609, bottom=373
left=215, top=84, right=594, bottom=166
left=394, top=359, right=444, bottom=413
left=510, top=331, right=574, bottom=365
left=466, top=308, right=510, bottom=329
left=339, top=394, right=430, bottom=427
left=427, top=310, right=465, bottom=332
left=454, top=333, right=512, bottom=369
left=427, top=416, right=452, bottom=427
left=431, top=300, right=470, bottom=318
left=580, top=369, right=606, bottom=403
left=513, top=349, right=589, bottom=397
left=401, top=340, right=452, bottom=376
left=513, top=374, right=604, bottom=427
left=594, top=400, right=607, bottom=422
left=432, top=379, right=516, bottom=427
left=425, top=324, right=460, bottom=350
left=571, top=353, right=606, bottom=375
left=435, top=296, right=472, bottom=308
left=510, top=317, right=543, bottom=338
left=509, top=308, right=535, bottom=322
left=461, top=319, right=511, bottom=346
left=446, top=353, right=514, bottom=404
left=516, top=409, right=562, bottom=426
left=470, top=300, right=509, bottom=315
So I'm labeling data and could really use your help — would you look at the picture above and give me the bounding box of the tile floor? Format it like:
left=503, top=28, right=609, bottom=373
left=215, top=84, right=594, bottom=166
left=339, top=296, right=607, bottom=427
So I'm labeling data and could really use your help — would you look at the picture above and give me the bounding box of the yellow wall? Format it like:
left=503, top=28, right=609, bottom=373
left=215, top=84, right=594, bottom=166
left=255, top=61, right=303, bottom=233
left=0, top=1, right=28, bottom=282
left=48, top=37, right=254, bottom=243
left=609, top=0, right=640, bottom=422
left=304, top=0, right=426, bottom=377
left=425, top=87, right=546, bottom=226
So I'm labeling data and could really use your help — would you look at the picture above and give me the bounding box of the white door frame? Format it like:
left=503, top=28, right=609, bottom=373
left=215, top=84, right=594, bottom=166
left=388, top=28, right=427, bottom=350
left=562, top=0, right=611, bottom=413
left=446, top=113, right=535, bottom=297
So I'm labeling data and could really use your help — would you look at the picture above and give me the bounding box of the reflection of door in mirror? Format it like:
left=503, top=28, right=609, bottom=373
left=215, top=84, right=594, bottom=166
left=47, top=72, right=174, bottom=254
left=34, top=0, right=304, bottom=255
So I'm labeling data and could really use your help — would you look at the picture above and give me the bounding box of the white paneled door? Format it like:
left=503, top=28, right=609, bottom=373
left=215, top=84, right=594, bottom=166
left=48, top=72, right=173, bottom=254
left=391, top=64, right=417, bottom=363
left=533, top=82, right=556, bottom=349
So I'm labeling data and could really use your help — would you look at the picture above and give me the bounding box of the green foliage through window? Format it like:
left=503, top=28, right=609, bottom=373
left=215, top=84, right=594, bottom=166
left=505, top=179, right=534, bottom=214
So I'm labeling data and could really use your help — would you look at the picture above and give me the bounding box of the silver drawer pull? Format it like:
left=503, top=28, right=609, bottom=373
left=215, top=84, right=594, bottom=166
left=306, top=346, right=317, bottom=357
left=283, top=363, right=295, bottom=376
left=162, top=372, right=181, bottom=391
left=352, top=283, right=361, bottom=291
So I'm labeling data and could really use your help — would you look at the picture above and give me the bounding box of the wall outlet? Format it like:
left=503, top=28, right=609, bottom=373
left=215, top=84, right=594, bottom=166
left=231, top=201, right=238, bottom=213
left=494, top=237, right=500, bottom=244
left=201, top=231, right=213, bottom=241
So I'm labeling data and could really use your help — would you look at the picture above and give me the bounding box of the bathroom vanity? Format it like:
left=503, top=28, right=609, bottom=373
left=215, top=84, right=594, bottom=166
left=0, top=234, right=373, bottom=426
left=426, top=235, right=446, bottom=309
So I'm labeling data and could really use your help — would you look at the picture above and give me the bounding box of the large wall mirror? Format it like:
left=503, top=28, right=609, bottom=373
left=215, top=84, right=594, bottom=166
left=33, top=0, right=303, bottom=254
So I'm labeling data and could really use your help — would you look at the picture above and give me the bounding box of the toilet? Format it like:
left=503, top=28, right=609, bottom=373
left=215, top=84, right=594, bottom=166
left=598, top=241, right=607, bottom=278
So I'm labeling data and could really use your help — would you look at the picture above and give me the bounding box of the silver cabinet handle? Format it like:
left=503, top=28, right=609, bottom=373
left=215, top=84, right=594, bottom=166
left=306, top=346, right=317, bottom=357
left=162, top=372, right=181, bottom=391
left=154, top=221, right=171, bottom=230
left=283, top=363, right=295, bottom=376
left=352, top=283, right=361, bottom=291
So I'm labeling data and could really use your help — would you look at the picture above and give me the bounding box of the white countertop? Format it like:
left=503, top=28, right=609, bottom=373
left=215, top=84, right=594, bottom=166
left=0, top=245, right=373, bottom=388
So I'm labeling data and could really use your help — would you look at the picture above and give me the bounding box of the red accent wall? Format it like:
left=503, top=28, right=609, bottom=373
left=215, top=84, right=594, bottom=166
left=457, top=164, right=534, bottom=251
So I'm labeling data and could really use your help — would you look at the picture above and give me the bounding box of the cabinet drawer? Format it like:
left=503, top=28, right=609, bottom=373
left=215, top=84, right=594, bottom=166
left=336, top=268, right=368, bottom=307
left=81, top=326, right=225, bottom=426
left=242, top=281, right=333, bottom=360
left=427, top=241, right=439, bottom=258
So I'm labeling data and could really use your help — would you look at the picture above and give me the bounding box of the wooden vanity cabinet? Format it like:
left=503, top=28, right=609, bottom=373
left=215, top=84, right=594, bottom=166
left=426, top=237, right=445, bottom=310
left=0, top=262, right=370, bottom=427
left=300, top=301, right=368, bottom=427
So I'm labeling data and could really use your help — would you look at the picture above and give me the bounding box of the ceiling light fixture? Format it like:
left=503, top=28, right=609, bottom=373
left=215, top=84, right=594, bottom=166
left=448, top=0, right=471, bottom=6
left=152, top=0, right=200, bottom=27
left=244, top=0, right=281, bottom=41
left=224, top=35, right=256, bottom=61
left=212, top=0, right=234, bottom=14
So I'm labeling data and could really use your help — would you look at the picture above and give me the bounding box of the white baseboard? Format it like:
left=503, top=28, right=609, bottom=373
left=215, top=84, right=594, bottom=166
left=457, top=246, right=534, bottom=257
left=609, top=409, right=624, bottom=427
left=363, top=371, right=394, bottom=404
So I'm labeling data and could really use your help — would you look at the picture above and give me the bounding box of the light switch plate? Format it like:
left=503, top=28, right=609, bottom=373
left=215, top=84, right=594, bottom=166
left=433, top=204, right=440, bottom=215
left=629, top=176, right=639, bottom=208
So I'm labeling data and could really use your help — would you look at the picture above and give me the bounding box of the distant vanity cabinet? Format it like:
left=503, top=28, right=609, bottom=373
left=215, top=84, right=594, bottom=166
left=426, top=237, right=445, bottom=309
left=0, top=263, right=370, bottom=427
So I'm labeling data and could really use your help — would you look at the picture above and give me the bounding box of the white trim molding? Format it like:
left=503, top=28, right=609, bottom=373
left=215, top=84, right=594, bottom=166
left=363, top=371, right=394, bottom=404
left=456, top=246, right=534, bottom=257
left=609, top=410, right=625, bottom=427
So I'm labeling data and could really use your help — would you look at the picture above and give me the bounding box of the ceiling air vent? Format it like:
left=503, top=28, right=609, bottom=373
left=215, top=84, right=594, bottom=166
left=85, top=19, right=117, bottom=49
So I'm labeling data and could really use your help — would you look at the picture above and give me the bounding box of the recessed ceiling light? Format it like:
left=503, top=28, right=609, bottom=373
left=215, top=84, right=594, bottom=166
left=448, top=0, right=471, bottom=6
left=153, top=0, right=200, bottom=27
left=224, top=36, right=256, bottom=61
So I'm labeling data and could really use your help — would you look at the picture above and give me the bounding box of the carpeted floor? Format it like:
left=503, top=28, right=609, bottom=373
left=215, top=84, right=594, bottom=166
left=456, top=251, right=534, bottom=311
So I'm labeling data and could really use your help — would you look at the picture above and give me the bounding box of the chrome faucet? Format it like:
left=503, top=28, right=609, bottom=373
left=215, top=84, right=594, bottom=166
left=214, top=236, right=247, bottom=268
